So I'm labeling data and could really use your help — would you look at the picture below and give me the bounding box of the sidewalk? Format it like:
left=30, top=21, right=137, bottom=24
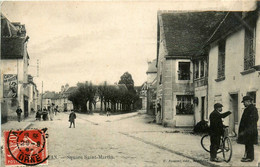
left=121, top=114, right=260, bottom=167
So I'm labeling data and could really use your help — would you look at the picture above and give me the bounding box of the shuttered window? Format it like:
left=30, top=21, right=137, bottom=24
left=218, top=40, right=226, bottom=78
left=244, top=19, right=256, bottom=70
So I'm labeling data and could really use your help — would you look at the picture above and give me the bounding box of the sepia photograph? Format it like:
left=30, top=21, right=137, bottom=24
left=0, top=0, right=260, bottom=166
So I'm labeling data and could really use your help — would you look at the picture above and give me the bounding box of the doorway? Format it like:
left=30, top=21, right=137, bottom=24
left=24, top=97, right=29, bottom=118
left=201, top=96, right=205, bottom=120
left=229, top=94, right=238, bottom=134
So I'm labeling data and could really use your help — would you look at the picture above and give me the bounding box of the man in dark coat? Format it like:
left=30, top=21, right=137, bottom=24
left=209, top=103, right=231, bottom=162
left=16, top=106, right=23, bottom=122
left=237, top=96, right=259, bottom=162
left=69, top=110, right=76, bottom=128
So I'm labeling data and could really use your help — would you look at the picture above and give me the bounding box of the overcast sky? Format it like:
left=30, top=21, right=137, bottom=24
left=1, top=1, right=256, bottom=92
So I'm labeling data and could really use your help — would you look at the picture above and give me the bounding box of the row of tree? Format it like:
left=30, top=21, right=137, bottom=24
left=68, top=72, right=140, bottom=113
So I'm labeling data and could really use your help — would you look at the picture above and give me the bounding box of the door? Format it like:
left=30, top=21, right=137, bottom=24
left=229, top=94, right=238, bottom=134
left=24, top=97, right=29, bottom=118
left=201, top=96, right=205, bottom=121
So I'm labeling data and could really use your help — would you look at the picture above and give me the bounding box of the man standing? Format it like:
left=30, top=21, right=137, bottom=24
left=49, top=103, right=55, bottom=121
left=237, top=96, right=259, bottom=162
left=209, top=103, right=231, bottom=162
left=16, top=106, right=22, bottom=122
left=69, top=110, right=76, bottom=128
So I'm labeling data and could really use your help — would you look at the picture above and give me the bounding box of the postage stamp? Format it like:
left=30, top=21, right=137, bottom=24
left=4, top=128, right=49, bottom=166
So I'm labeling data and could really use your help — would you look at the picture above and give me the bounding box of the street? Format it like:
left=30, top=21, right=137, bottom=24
left=1, top=111, right=260, bottom=167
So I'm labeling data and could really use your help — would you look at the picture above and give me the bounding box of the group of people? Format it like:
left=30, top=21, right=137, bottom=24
left=209, top=96, right=259, bottom=163
left=35, top=103, right=59, bottom=121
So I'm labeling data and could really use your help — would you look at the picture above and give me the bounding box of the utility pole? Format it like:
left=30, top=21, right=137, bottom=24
left=41, top=81, right=43, bottom=111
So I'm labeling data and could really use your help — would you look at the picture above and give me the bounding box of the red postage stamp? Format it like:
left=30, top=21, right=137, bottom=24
left=4, top=128, right=49, bottom=166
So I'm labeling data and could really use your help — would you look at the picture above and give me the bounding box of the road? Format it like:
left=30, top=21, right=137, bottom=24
left=2, top=111, right=259, bottom=167
left=29, top=112, right=204, bottom=167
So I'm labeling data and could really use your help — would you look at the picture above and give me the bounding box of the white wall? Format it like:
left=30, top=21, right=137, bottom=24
left=208, top=27, right=260, bottom=131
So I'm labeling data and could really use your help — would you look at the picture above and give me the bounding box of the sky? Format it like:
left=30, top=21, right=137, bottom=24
left=1, top=0, right=256, bottom=92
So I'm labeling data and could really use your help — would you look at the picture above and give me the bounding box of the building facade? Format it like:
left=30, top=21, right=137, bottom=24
left=207, top=10, right=260, bottom=134
left=155, top=4, right=260, bottom=130
left=1, top=14, right=33, bottom=123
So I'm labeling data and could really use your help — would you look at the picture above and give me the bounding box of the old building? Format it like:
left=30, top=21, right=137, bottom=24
left=156, top=3, right=260, bottom=130
left=146, top=59, right=157, bottom=115
left=1, top=14, right=31, bottom=122
left=156, top=11, right=230, bottom=127
left=205, top=9, right=260, bottom=134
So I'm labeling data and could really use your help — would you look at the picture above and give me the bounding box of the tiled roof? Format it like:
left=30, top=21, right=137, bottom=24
left=1, top=14, right=18, bottom=37
left=147, top=59, right=157, bottom=73
left=1, top=37, right=25, bottom=59
left=43, top=91, right=56, bottom=99
left=159, top=11, right=228, bottom=57
left=208, top=11, right=258, bottom=45
left=1, top=13, right=27, bottom=59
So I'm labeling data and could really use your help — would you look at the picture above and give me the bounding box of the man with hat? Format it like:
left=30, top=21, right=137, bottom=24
left=237, top=96, right=259, bottom=162
left=209, top=103, right=231, bottom=162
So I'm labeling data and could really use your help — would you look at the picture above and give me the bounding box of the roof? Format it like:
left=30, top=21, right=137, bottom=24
left=1, top=14, right=18, bottom=37
left=1, top=37, right=25, bottom=59
left=1, top=13, right=28, bottom=59
left=146, top=59, right=157, bottom=73
left=43, top=91, right=56, bottom=99
left=207, top=11, right=258, bottom=45
left=64, top=87, right=77, bottom=94
left=158, top=11, right=229, bottom=57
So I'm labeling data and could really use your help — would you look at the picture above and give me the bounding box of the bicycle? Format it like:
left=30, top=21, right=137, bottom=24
left=201, top=126, right=232, bottom=162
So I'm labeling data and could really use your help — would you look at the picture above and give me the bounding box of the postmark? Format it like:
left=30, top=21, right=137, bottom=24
left=4, top=128, right=49, bottom=166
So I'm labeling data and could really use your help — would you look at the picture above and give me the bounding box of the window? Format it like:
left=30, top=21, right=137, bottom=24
left=200, top=61, right=205, bottom=77
left=244, top=19, right=256, bottom=70
left=218, top=40, right=226, bottom=78
left=178, top=62, right=190, bottom=80
left=176, top=95, right=194, bottom=115
left=194, top=61, right=199, bottom=79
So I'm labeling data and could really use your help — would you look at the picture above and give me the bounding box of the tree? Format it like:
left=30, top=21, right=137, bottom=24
left=118, top=72, right=134, bottom=91
left=68, top=81, right=97, bottom=113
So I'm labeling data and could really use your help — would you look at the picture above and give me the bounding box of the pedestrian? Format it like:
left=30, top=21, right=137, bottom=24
left=237, top=96, right=259, bottom=162
left=16, top=106, right=22, bottom=122
left=209, top=103, right=231, bottom=162
left=49, top=103, right=55, bottom=121
left=42, top=107, right=48, bottom=121
left=35, top=109, right=41, bottom=121
left=106, top=107, right=111, bottom=116
left=54, top=105, right=59, bottom=115
left=69, top=110, right=76, bottom=128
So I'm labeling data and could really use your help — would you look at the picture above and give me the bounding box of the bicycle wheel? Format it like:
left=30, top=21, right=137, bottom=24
left=201, top=135, right=222, bottom=153
left=222, top=137, right=232, bottom=162
left=201, top=135, right=210, bottom=152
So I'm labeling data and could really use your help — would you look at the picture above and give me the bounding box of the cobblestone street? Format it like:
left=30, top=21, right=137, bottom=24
left=1, top=111, right=260, bottom=167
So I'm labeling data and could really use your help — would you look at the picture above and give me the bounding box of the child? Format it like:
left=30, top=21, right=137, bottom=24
left=69, top=110, right=76, bottom=128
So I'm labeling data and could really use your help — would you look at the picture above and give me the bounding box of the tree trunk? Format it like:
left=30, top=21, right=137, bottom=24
left=89, top=100, right=92, bottom=113
left=100, top=98, right=103, bottom=111
left=104, top=100, right=107, bottom=111
left=81, top=102, right=87, bottom=113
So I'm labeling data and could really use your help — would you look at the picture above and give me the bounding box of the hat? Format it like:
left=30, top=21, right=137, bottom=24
left=241, top=96, right=253, bottom=103
left=214, top=103, right=223, bottom=109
